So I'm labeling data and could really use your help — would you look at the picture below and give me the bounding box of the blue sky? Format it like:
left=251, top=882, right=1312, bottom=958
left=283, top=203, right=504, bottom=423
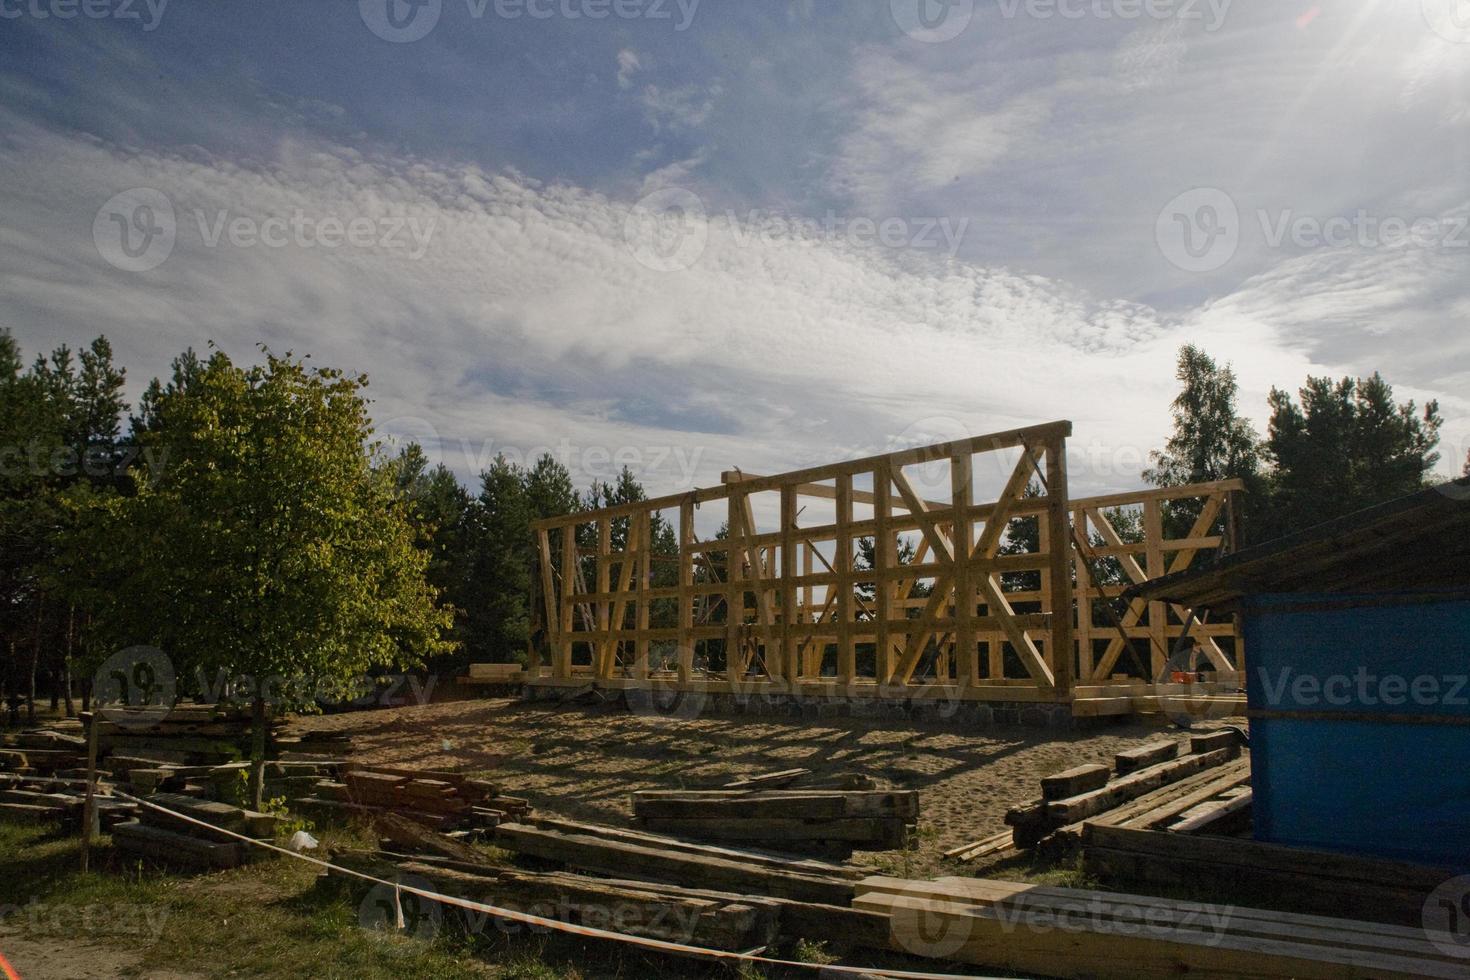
left=2, top=0, right=1467, bottom=500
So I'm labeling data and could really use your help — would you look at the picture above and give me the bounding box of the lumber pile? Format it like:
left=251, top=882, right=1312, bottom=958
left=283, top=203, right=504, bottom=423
left=460, top=663, right=527, bottom=687
left=299, top=764, right=525, bottom=833
left=111, top=793, right=281, bottom=870
left=856, top=875, right=1465, bottom=979
left=630, top=789, right=918, bottom=857
left=495, top=818, right=864, bottom=905
left=1000, top=730, right=1245, bottom=856
left=336, top=841, right=892, bottom=953
left=1082, top=823, right=1465, bottom=927
left=90, top=705, right=287, bottom=766
left=0, top=767, right=137, bottom=828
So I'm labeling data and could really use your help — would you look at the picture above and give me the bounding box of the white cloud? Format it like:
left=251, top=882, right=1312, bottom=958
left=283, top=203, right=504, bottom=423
left=616, top=48, right=642, bottom=90
left=639, top=81, right=721, bottom=132
left=2, top=108, right=1466, bottom=519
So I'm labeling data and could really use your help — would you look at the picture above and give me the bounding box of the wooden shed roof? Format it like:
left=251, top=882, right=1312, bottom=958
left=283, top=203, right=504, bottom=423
left=1124, top=479, right=1470, bottom=610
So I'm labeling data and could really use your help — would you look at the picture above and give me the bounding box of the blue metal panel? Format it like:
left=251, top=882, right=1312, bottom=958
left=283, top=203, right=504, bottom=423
left=1243, top=592, right=1470, bottom=869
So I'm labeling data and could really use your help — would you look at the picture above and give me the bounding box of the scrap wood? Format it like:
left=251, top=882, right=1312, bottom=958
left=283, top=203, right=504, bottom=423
left=1168, top=788, right=1252, bottom=834
left=855, top=875, right=1465, bottom=979
left=723, top=768, right=811, bottom=789
left=371, top=810, right=495, bottom=866
left=942, top=829, right=1013, bottom=863
left=494, top=822, right=858, bottom=905
left=525, top=815, right=868, bottom=879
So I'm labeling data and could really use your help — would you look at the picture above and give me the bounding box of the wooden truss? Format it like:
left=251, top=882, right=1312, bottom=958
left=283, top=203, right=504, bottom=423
left=528, top=421, right=1243, bottom=705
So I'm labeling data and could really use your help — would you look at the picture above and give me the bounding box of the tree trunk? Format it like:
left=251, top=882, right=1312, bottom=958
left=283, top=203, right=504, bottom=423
left=249, top=695, right=267, bottom=811
left=63, top=605, right=76, bottom=717
left=28, top=603, right=41, bottom=725
left=80, top=613, right=91, bottom=713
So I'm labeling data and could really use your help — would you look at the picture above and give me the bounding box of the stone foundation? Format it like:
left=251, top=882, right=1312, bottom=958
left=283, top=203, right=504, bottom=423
left=520, top=684, right=1103, bottom=730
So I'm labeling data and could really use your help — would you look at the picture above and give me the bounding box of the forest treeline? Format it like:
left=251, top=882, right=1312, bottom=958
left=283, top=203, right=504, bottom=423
left=2, top=332, right=1463, bottom=732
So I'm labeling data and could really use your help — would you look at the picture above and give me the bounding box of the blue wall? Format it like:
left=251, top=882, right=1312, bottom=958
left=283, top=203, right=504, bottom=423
left=1244, top=592, right=1470, bottom=869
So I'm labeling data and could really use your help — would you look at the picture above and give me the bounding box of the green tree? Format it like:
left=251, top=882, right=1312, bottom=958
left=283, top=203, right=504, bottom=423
left=1144, top=345, right=1261, bottom=540
left=1260, top=373, right=1442, bottom=541
left=98, top=349, right=454, bottom=807
left=465, top=455, right=535, bottom=664
left=388, top=444, right=474, bottom=671
left=0, top=333, right=128, bottom=721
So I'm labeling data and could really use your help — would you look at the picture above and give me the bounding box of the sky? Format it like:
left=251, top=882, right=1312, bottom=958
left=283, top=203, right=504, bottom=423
left=1, top=0, right=1467, bottom=506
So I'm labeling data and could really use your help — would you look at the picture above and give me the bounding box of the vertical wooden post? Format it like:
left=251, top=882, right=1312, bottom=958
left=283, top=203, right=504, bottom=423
left=634, top=511, right=651, bottom=679
left=678, top=499, right=694, bottom=684
left=536, top=529, right=557, bottom=679
left=835, top=473, right=855, bottom=687
left=1074, top=506, right=1094, bottom=684
left=596, top=519, right=611, bottom=678
left=873, top=461, right=894, bottom=686
left=779, top=485, right=797, bottom=689
left=951, top=453, right=975, bottom=691
left=80, top=708, right=98, bottom=872
left=802, top=542, right=815, bottom=679
left=1144, top=498, right=1166, bottom=681
left=1045, top=436, right=1075, bottom=698
left=725, top=490, right=744, bottom=682
left=557, top=524, right=576, bottom=680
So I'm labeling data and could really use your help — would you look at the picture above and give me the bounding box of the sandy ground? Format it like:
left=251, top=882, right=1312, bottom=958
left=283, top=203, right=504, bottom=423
left=291, top=695, right=1189, bottom=876
left=0, top=932, right=201, bottom=980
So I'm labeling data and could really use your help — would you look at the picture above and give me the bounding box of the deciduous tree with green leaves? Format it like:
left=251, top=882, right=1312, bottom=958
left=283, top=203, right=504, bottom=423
left=100, top=348, right=454, bottom=807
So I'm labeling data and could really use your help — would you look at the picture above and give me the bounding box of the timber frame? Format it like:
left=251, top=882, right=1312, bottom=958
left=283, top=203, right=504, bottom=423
left=526, top=420, right=1244, bottom=711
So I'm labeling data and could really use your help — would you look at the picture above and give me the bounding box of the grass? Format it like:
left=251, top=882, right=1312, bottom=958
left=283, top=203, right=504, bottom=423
left=0, top=820, right=959, bottom=979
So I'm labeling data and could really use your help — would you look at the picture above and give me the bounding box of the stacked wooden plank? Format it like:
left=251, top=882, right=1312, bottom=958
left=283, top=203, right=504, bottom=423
left=1000, top=731, right=1244, bottom=855
left=90, top=705, right=287, bottom=767
left=495, top=818, right=864, bottom=905
left=0, top=729, right=89, bottom=775
left=857, top=875, right=1464, bottom=978
left=630, top=789, right=918, bottom=857
left=460, top=663, right=527, bottom=687
left=1082, top=823, right=1465, bottom=927
left=111, top=793, right=281, bottom=870
left=299, top=764, right=525, bottom=831
left=0, top=769, right=138, bottom=828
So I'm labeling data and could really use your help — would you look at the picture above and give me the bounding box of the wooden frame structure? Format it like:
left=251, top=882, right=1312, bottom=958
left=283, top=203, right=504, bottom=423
left=527, top=421, right=1243, bottom=710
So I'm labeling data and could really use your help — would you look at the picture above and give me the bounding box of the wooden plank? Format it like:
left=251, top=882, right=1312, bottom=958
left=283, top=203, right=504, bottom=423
left=1114, top=740, right=1180, bottom=774
left=1045, top=746, right=1237, bottom=824
left=834, top=472, right=855, bottom=684
left=524, top=815, right=866, bottom=878
left=1082, top=823, right=1459, bottom=927
left=1043, top=434, right=1075, bottom=696
left=493, top=823, right=857, bottom=905
left=1169, top=788, right=1252, bottom=834
left=678, top=499, right=695, bottom=684
left=1040, top=764, right=1111, bottom=801
left=857, top=877, right=1465, bottom=974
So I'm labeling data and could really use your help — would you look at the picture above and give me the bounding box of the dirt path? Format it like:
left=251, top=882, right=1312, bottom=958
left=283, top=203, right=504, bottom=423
left=293, top=696, right=1184, bottom=876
